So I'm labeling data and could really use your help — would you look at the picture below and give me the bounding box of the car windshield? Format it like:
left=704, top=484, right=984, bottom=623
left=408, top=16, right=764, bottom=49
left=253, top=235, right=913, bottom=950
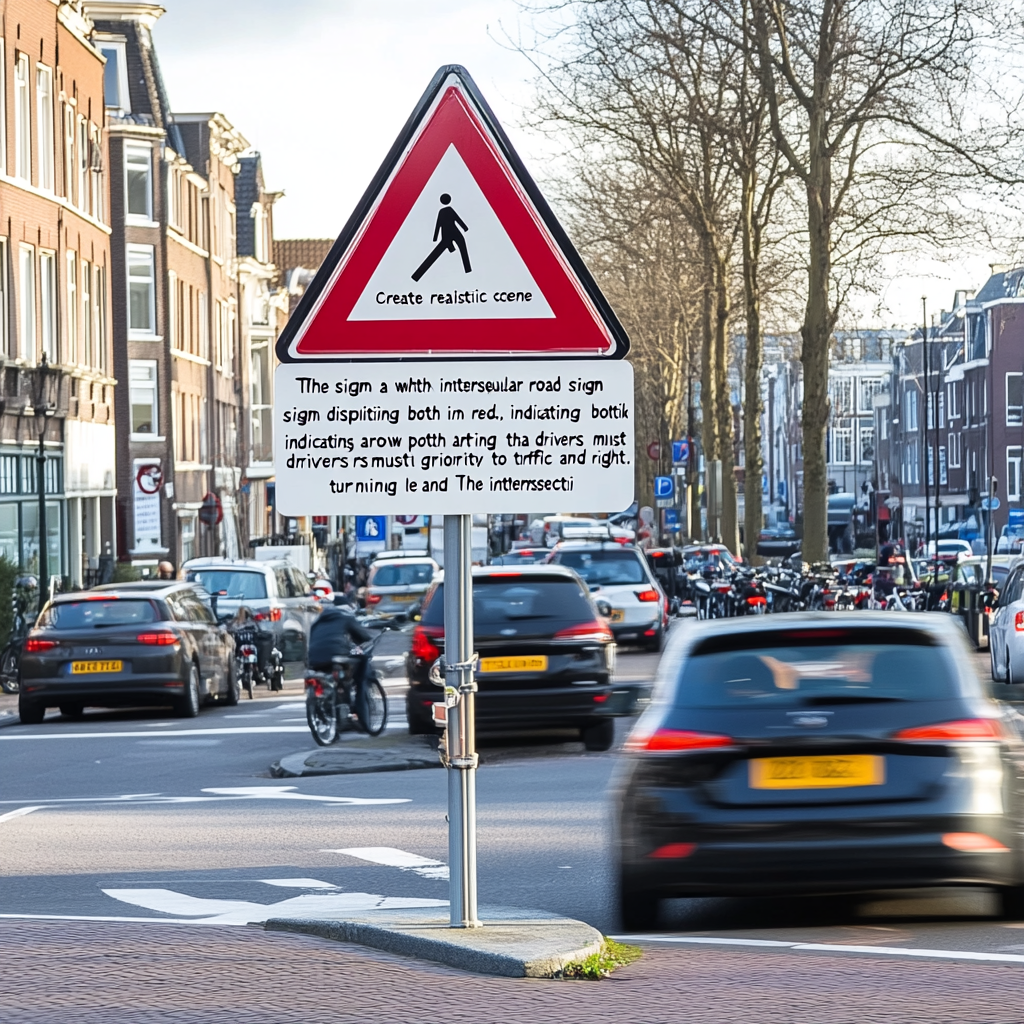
left=958, top=564, right=1009, bottom=586
left=370, top=563, right=434, bottom=587
left=422, top=577, right=595, bottom=633
left=42, top=599, right=158, bottom=629
left=186, top=570, right=268, bottom=601
left=555, top=549, right=647, bottom=585
left=491, top=551, right=543, bottom=565
left=674, top=629, right=957, bottom=709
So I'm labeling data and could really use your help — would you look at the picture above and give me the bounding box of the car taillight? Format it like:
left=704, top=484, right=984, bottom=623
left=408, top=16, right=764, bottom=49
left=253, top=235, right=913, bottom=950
left=635, top=589, right=660, bottom=602
left=136, top=631, right=179, bottom=646
left=554, top=620, right=613, bottom=640
left=24, top=638, right=57, bottom=652
left=366, top=594, right=382, bottom=604
left=241, top=645, right=257, bottom=657
left=255, top=608, right=282, bottom=622
left=410, top=625, right=442, bottom=663
left=893, top=718, right=1005, bottom=742
left=941, top=832, right=1009, bottom=852
left=625, top=729, right=734, bottom=752
left=1016, top=611, right=1024, bottom=632
left=746, top=596, right=767, bottom=606
left=305, top=678, right=324, bottom=697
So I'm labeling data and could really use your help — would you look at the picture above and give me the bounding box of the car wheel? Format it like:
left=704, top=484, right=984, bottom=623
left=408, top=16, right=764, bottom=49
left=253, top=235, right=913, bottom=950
left=59, top=704, right=84, bottom=719
left=991, top=645, right=1002, bottom=681
left=1002, top=884, right=1024, bottom=920
left=618, top=873, right=661, bottom=932
left=175, top=663, right=201, bottom=718
left=1009, top=650, right=1016, bottom=686
left=581, top=718, right=615, bottom=752
left=223, top=660, right=240, bottom=706
left=18, top=696, right=45, bottom=725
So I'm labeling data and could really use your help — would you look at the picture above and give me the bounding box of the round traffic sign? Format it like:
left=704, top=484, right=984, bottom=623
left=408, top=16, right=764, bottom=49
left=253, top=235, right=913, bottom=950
left=395, top=515, right=419, bottom=525
left=647, top=441, right=661, bottom=461
left=136, top=464, right=163, bottom=495
left=198, top=492, right=223, bottom=527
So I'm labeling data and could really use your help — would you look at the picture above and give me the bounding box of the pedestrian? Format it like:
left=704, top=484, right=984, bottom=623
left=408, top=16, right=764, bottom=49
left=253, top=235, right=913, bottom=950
left=157, top=560, right=176, bottom=580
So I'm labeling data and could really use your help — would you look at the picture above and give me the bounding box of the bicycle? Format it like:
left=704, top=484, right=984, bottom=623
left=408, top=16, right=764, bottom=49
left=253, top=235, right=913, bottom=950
left=304, top=627, right=391, bottom=745
left=0, top=578, right=39, bottom=695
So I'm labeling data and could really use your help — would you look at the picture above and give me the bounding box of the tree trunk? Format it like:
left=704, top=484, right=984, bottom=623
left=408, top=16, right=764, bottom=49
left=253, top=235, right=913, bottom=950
left=714, top=252, right=739, bottom=553
left=699, top=235, right=719, bottom=541
left=742, top=175, right=764, bottom=564
left=800, top=170, right=833, bottom=563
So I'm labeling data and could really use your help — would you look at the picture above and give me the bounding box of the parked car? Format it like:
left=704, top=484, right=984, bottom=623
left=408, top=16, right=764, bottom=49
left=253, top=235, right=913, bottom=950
left=365, top=556, right=438, bottom=618
left=926, top=539, right=974, bottom=566
left=489, top=548, right=548, bottom=566
left=406, top=565, right=633, bottom=748
left=756, top=524, right=800, bottom=559
left=548, top=542, right=668, bottom=651
left=531, top=515, right=634, bottom=547
left=987, top=558, right=1024, bottom=683
left=183, top=557, right=321, bottom=660
left=18, top=582, right=237, bottom=723
left=614, top=612, right=1024, bottom=930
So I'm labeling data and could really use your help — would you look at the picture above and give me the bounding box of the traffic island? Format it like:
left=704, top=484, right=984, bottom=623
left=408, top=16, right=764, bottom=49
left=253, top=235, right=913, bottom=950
left=264, top=905, right=604, bottom=978
left=270, top=734, right=441, bottom=777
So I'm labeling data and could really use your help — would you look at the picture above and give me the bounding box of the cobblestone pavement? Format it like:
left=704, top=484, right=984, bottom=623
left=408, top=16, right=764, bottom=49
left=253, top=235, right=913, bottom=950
left=3, top=920, right=1022, bottom=1024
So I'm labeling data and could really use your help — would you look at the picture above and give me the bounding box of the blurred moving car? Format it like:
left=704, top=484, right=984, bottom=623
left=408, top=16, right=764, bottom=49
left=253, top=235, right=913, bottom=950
left=365, top=556, right=438, bottom=618
left=548, top=542, right=668, bottom=650
left=18, top=582, right=237, bottom=723
left=183, top=557, right=321, bottom=660
left=614, top=613, right=1024, bottom=930
left=756, top=524, right=800, bottom=559
left=406, top=565, right=630, bottom=749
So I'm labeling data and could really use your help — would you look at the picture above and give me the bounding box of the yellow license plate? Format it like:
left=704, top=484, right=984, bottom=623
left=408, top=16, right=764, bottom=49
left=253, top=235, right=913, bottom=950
left=71, top=660, right=123, bottom=675
left=389, top=594, right=416, bottom=602
left=749, top=754, right=884, bottom=789
left=479, top=656, right=548, bottom=673
left=609, top=609, right=625, bottom=623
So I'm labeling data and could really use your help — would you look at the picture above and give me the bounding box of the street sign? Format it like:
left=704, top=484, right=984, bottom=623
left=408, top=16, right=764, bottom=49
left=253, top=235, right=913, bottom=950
left=654, top=476, right=674, bottom=500
left=671, top=439, right=689, bottom=464
left=647, top=441, right=660, bottom=461
left=356, top=515, right=386, bottom=541
left=664, top=508, right=679, bottom=530
left=136, top=463, right=163, bottom=495
left=1009, top=508, right=1024, bottom=530
left=276, top=66, right=629, bottom=362
left=982, top=496, right=1001, bottom=511
left=198, top=492, right=223, bottom=527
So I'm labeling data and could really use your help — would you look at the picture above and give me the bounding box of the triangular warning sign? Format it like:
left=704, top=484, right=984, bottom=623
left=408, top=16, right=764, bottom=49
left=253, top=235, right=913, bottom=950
left=277, top=65, right=629, bottom=361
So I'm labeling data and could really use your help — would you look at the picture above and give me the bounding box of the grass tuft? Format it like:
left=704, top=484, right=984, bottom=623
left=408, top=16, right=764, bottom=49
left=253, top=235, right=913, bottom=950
left=555, top=938, right=643, bottom=980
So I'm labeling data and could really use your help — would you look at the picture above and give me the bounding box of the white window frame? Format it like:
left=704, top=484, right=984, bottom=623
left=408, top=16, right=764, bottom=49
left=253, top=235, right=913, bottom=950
left=18, top=244, right=36, bottom=362
left=77, top=115, right=88, bottom=211
left=167, top=271, right=177, bottom=349
left=0, top=40, right=7, bottom=173
left=39, top=251, right=55, bottom=362
left=858, top=377, right=882, bottom=415
left=947, top=432, right=961, bottom=469
left=126, top=244, right=157, bottom=338
left=0, top=239, right=7, bottom=357
left=90, top=123, right=104, bottom=222
left=858, top=421, right=874, bottom=465
left=124, top=143, right=154, bottom=223
left=66, top=251, right=77, bottom=363
left=905, top=388, right=918, bottom=432
left=831, top=420, right=853, bottom=465
left=97, top=39, right=131, bottom=112
left=1008, top=447, right=1022, bottom=503
left=948, top=381, right=960, bottom=420
left=14, top=52, right=31, bottom=181
left=95, top=264, right=108, bottom=373
left=939, top=446, right=947, bottom=486
left=1008, top=372, right=1023, bottom=427
left=129, top=360, right=159, bottom=438
left=35, top=65, right=53, bottom=192
left=81, top=258, right=92, bottom=367
left=250, top=337, right=273, bottom=463
left=63, top=101, right=75, bottom=202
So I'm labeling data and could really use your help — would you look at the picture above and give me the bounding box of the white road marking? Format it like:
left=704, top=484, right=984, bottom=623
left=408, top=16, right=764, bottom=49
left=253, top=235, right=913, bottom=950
left=0, top=726, right=311, bottom=741
left=327, top=846, right=449, bottom=881
left=259, top=878, right=338, bottom=889
left=618, top=934, right=1024, bottom=965
left=0, top=806, right=43, bottom=824
left=101, top=887, right=446, bottom=925
left=0, top=787, right=409, bottom=809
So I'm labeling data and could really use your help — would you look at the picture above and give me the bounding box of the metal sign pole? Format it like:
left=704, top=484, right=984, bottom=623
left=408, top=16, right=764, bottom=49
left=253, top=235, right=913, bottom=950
left=443, top=513, right=480, bottom=928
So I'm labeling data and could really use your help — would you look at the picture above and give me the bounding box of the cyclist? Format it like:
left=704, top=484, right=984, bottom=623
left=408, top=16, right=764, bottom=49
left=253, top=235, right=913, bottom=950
left=307, top=604, right=375, bottom=723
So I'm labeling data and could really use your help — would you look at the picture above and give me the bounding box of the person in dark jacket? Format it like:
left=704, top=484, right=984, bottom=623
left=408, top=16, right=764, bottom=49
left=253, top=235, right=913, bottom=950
left=307, top=605, right=375, bottom=724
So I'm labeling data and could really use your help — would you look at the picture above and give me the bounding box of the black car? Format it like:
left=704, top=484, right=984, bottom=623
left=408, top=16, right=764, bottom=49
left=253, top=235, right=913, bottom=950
left=18, top=582, right=237, bottom=724
left=406, top=565, right=633, bottom=750
left=755, top=525, right=800, bottom=558
left=615, top=612, right=1024, bottom=930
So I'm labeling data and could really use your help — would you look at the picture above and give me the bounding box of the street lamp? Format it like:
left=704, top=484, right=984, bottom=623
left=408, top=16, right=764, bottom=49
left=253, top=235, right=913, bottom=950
left=32, top=355, right=56, bottom=613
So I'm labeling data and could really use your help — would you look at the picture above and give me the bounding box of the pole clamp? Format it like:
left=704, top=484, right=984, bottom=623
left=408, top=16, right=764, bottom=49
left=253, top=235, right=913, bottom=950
left=448, top=753, right=479, bottom=769
left=442, top=652, right=478, bottom=695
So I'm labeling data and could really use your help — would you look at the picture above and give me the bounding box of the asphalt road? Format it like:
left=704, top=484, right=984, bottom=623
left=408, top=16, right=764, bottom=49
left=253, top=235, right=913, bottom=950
left=3, top=625, right=1024, bottom=1022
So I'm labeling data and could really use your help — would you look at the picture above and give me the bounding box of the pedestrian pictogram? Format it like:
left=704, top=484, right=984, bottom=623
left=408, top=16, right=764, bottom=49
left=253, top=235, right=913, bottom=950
left=412, top=194, right=471, bottom=281
left=276, top=65, right=629, bottom=361
left=135, top=463, right=163, bottom=495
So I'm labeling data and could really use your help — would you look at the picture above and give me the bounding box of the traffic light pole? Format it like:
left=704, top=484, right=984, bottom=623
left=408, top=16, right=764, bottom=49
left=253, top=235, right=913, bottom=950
left=443, top=513, right=480, bottom=928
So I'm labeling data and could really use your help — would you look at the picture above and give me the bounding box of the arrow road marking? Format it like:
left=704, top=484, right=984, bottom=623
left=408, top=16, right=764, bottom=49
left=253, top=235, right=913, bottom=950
left=326, top=846, right=449, bottom=881
left=0, top=806, right=43, bottom=825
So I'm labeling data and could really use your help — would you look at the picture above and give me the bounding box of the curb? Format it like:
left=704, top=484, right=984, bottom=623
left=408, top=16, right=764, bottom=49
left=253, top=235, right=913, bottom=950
left=264, top=910, right=603, bottom=978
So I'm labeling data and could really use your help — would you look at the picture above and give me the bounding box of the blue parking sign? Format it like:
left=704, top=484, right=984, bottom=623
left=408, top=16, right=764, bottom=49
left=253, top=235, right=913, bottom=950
left=356, top=516, right=386, bottom=541
left=664, top=509, right=680, bottom=530
left=672, top=439, right=689, bottom=464
left=654, top=476, right=674, bottom=500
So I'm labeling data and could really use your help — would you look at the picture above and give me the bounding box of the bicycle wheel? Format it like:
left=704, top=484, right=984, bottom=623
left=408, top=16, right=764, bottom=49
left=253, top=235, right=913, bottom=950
left=0, top=642, right=21, bottom=694
left=306, top=686, right=339, bottom=745
left=357, top=677, right=388, bottom=737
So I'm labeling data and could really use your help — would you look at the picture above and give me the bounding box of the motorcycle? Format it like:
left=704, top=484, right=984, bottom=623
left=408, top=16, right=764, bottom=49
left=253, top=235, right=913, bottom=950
left=227, top=614, right=285, bottom=699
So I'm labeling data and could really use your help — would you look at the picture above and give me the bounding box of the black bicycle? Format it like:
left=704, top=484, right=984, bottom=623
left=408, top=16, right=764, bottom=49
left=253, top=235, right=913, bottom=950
left=0, top=578, right=38, bottom=695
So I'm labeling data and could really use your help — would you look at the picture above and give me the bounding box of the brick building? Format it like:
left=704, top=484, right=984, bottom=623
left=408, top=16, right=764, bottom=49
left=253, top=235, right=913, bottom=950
left=1, top=0, right=117, bottom=587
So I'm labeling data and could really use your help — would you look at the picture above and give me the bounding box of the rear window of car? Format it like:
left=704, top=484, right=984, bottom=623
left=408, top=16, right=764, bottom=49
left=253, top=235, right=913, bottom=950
left=42, top=599, right=158, bottom=629
left=554, top=549, right=647, bottom=585
left=370, top=563, right=435, bottom=587
left=421, top=576, right=595, bottom=632
left=185, top=570, right=268, bottom=601
left=674, top=629, right=958, bottom=709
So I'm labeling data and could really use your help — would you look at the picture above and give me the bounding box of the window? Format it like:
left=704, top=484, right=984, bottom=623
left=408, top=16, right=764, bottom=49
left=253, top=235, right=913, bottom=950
left=251, top=339, right=272, bottom=463
left=926, top=391, right=935, bottom=430
left=858, top=422, right=874, bottom=464
left=927, top=445, right=934, bottom=486
left=1008, top=373, right=1023, bottom=426
left=14, top=53, right=30, bottom=181
left=0, top=40, right=6, bottom=172
left=63, top=102, right=75, bottom=201
left=831, top=377, right=853, bottom=415
left=1008, top=447, right=1022, bottom=502
left=90, top=123, right=103, bottom=222
left=127, top=245, right=156, bottom=335
left=938, top=390, right=945, bottom=429
left=859, top=378, right=882, bottom=414
left=39, top=252, right=55, bottom=361
left=35, top=66, right=53, bottom=191
left=167, top=164, right=181, bottom=229
left=167, top=271, right=177, bottom=349
left=0, top=239, right=7, bottom=357
left=180, top=516, right=196, bottom=563
left=94, top=264, right=107, bottom=372
left=939, top=446, right=947, bottom=486
left=948, top=381, right=960, bottom=419
left=77, top=117, right=88, bottom=211
left=125, top=144, right=152, bottom=220
left=65, top=251, right=77, bottom=363
left=81, top=259, right=92, bottom=367
left=198, top=291, right=208, bottom=359
left=831, top=420, right=853, bottom=464
left=18, top=244, right=35, bottom=362
left=905, top=388, right=918, bottom=432
left=98, top=41, right=130, bottom=111
left=130, top=361, right=158, bottom=435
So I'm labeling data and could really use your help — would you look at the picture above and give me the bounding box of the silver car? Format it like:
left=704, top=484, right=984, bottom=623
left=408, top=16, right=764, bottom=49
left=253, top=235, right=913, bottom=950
left=183, top=558, right=322, bottom=661
left=365, top=557, right=438, bottom=617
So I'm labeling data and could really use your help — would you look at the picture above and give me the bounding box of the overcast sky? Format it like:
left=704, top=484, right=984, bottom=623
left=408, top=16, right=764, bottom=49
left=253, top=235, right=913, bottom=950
left=153, top=0, right=998, bottom=330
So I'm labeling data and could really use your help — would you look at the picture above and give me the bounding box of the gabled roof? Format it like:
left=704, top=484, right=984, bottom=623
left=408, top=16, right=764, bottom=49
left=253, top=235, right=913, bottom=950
left=972, top=266, right=1024, bottom=305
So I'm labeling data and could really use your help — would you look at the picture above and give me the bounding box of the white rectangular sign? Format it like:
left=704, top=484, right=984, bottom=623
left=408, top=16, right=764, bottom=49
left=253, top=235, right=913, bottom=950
left=273, top=360, right=634, bottom=515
